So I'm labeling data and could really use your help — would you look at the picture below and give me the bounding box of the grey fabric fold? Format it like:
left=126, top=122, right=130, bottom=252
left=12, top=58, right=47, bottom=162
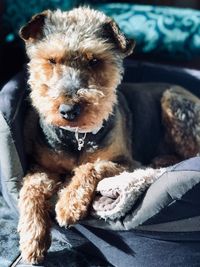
left=0, top=111, right=23, bottom=215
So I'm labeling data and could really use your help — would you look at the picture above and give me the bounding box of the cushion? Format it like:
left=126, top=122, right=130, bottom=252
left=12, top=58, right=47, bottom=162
left=1, top=61, right=200, bottom=233
left=96, top=3, right=200, bottom=59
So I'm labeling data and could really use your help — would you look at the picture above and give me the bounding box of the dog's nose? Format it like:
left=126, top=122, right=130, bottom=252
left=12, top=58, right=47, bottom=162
left=59, top=104, right=81, bottom=121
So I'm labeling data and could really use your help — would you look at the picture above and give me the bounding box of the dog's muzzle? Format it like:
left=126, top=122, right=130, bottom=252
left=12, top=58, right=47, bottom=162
left=59, top=103, right=81, bottom=121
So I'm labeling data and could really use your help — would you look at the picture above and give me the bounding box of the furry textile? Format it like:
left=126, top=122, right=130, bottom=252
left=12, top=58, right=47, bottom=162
left=92, top=168, right=166, bottom=220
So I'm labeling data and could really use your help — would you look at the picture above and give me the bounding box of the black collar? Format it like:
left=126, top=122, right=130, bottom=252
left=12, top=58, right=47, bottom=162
left=37, top=107, right=116, bottom=154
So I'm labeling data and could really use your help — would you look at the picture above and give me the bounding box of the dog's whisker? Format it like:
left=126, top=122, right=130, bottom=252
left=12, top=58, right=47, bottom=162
left=77, top=88, right=105, bottom=98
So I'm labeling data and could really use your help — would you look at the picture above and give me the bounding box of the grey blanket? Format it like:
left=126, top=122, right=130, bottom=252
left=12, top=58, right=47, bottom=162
left=0, top=194, right=19, bottom=267
left=0, top=194, right=111, bottom=267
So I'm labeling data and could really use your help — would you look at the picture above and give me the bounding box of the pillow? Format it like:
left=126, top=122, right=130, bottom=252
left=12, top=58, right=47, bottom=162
left=96, top=4, right=200, bottom=59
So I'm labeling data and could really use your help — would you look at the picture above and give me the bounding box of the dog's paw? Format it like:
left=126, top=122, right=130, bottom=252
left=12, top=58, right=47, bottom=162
left=55, top=187, right=89, bottom=227
left=20, top=235, right=50, bottom=264
left=19, top=221, right=51, bottom=264
left=20, top=246, right=45, bottom=264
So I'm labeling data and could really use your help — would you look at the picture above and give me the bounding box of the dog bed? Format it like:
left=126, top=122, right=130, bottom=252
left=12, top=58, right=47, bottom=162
left=1, top=61, right=200, bottom=266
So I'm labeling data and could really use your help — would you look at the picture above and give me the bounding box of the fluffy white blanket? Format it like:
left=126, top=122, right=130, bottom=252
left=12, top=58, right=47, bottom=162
left=92, top=168, right=166, bottom=220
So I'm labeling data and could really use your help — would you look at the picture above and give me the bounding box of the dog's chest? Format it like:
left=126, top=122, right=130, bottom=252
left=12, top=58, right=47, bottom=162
left=31, top=125, right=107, bottom=173
left=25, top=105, right=130, bottom=173
left=33, top=143, right=77, bottom=173
left=33, top=139, right=102, bottom=174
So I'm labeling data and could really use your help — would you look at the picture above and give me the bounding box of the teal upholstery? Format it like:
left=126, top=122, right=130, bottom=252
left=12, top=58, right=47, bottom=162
left=1, top=1, right=200, bottom=81
left=2, top=1, right=200, bottom=59
left=95, top=4, right=200, bottom=59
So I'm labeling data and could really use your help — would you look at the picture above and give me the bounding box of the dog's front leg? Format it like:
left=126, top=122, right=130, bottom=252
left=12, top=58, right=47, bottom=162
left=56, top=160, right=124, bottom=226
left=18, top=168, right=61, bottom=264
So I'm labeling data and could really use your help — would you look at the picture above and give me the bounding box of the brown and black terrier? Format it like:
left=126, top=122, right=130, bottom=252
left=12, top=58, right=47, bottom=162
left=18, top=7, right=200, bottom=264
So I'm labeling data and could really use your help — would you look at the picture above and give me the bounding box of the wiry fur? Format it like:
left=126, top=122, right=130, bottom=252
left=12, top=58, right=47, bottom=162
left=25, top=7, right=125, bottom=132
left=18, top=7, right=135, bottom=264
left=18, top=7, right=200, bottom=264
left=162, top=86, right=200, bottom=158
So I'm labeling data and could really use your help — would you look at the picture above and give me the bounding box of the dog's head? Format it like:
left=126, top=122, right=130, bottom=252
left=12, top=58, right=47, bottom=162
left=20, top=7, right=135, bottom=133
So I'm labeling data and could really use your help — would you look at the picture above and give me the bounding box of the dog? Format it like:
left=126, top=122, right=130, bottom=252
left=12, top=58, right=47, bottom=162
left=18, top=7, right=200, bottom=264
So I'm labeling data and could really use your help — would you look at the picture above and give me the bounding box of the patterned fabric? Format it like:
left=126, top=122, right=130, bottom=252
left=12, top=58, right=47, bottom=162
left=2, top=1, right=200, bottom=59
left=96, top=3, right=200, bottom=59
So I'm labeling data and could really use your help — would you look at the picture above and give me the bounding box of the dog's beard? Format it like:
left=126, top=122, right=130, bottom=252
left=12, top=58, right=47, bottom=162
left=30, top=83, right=117, bottom=134
left=59, top=88, right=109, bottom=134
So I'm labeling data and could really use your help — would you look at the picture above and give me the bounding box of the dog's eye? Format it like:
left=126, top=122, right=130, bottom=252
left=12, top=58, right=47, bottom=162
left=88, top=58, right=100, bottom=67
left=48, top=58, right=56, bottom=64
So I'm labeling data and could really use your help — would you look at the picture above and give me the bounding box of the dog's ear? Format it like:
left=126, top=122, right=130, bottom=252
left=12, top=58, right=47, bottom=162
left=19, top=11, right=49, bottom=42
left=103, top=19, right=136, bottom=57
